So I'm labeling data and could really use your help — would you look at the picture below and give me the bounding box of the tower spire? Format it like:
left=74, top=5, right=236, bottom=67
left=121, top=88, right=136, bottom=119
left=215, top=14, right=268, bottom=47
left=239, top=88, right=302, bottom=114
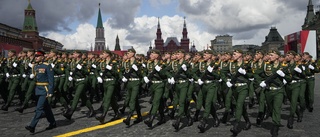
left=94, top=3, right=105, bottom=51
left=97, top=3, right=103, bottom=28
left=303, top=0, right=315, bottom=29
left=114, top=35, right=121, bottom=51
left=157, top=17, right=160, bottom=29
left=183, top=16, right=186, bottom=28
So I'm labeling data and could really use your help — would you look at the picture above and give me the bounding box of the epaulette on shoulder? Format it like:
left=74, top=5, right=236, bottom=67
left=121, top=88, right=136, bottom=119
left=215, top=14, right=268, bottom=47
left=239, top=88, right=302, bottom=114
left=229, top=60, right=234, bottom=63
left=112, top=60, right=117, bottom=63
left=282, top=63, right=287, bottom=67
left=83, top=61, right=86, bottom=64
left=199, top=59, right=204, bottom=62
left=244, top=61, right=249, bottom=64
left=312, top=60, right=316, bottom=63
left=43, top=62, right=49, bottom=65
left=265, top=62, right=270, bottom=64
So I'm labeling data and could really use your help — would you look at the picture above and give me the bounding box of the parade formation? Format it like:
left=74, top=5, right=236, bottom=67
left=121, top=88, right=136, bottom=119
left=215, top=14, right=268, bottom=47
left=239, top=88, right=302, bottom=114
left=0, top=48, right=318, bottom=137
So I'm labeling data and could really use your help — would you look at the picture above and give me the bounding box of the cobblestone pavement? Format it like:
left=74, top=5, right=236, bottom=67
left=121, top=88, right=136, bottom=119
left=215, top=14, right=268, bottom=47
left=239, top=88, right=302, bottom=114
left=1, top=74, right=320, bottom=137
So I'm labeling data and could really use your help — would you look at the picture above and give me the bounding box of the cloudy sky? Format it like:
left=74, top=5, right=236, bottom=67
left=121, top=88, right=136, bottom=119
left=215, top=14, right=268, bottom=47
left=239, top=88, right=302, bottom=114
left=0, top=0, right=316, bottom=54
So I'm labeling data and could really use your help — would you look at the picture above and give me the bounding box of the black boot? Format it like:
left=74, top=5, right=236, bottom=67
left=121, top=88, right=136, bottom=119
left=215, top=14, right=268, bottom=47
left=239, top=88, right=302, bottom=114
left=220, top=111, right=230, bottom=124
left=87, top=107, right=96, bottom=118
left=1, top=104, right=8, bottom=111
left=63, top=108, right=74, bottom=120
left=249, top=97, right=254, bottom=109
left=15, top=106, right=26, bottom=113
left=186, top=113, right=193, bottom=126
left=197, top=118, right=207, bottom=133
left=256, top=112, right=264, bottom=127
left=25, top=125, right=35, bottom=133
left=287, top=116, right=294, bottom=129
left=95, top=111, right=107, bottom=124
left=119, top=106, right=126, bottom=114
left=168, top=109, right=175, bottom=119
left=157, top=113, right=166, bottom=125
left=172, top=117, right=180, bottom=130
left=123, top=112, right=133, bottom=126
left=111, top=110, right=121, bottom=121
left=296, top=109, right=303, bottom=123
left=213, top=114, right=220, bottom=127
left=230, top=122, right=241, bottom=136
left=133, top=110, right=143, bottom=124
left=144, top=115, right=155, bottom=128
left=271, top=125, right=279, bottom=137
left=193, top=110, right=200, bottom=122
left=243, top=114, right=251, bottom=130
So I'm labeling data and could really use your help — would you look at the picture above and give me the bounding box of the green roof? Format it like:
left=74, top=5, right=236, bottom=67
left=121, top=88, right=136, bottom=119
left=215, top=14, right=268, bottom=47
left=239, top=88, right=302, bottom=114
left=96, top=8, right=103, bottom=28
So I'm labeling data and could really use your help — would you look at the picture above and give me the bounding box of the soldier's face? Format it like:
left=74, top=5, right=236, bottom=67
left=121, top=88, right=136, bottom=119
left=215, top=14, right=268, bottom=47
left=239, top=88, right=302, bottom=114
left=294, top=55, right=301, bottom=61
left=285, top=54, right=294, bottom=61
left=27, top=52, right=33, bottom=57
left=149, top=53, right=158, bottom=60
left=35, top=56, right=43, bottom=62
left=203, top=53, right=212, bottom=61
left=232, top=52, right=241, bottom=60
left=176, top=53, right=184, bottom=60
left=269, top=53, right=279, bottom=62
left=8, top=52, right=14, bottom=58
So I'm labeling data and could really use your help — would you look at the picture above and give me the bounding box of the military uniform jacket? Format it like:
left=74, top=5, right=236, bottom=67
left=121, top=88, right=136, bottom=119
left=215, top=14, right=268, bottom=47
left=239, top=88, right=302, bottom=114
left=221, top=60, right=252, bottom=84
left=251, top=60, right=264, bottom=84
left=35, top=62, right=54, bottom=95
left=192, top=60, right=220, bottom=81
left=67, top=59, right=89, bottom=79
left=143, top=60, right=166, bottom=81
left=261, top=61, right=290, bottom=88
left=5, top=56, right=23, bottom=75
left=96, top=59, right=118, bottom=80
left=303, top=60, right=319, bottom=77
left=120, top=58, right=142, bottom=79
left=164, top=59, right=192, bottom=80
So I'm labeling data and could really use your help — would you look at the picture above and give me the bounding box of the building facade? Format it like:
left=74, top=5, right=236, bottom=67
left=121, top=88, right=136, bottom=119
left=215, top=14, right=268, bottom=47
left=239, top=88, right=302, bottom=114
left=261, top=27, right=284, bottom=52
left=210, top=34, right=232, bottom=53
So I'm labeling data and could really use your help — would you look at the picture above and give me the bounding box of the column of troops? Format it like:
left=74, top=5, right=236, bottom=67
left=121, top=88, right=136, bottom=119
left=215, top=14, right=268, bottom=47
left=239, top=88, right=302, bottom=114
left=0, top=48, right=318, bottom=137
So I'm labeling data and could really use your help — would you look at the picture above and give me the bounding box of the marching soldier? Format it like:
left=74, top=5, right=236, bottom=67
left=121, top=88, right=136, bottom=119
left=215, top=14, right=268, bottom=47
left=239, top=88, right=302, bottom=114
left=63, top=50, right=95, bottom=120
left=121, top=49, right=143, bottom=126
left=25, top=50, right=56, bottom=133
left=87, top=52, right=100, bottom=103
left=0, top=55, right=7, bottom=104
left=1, top=50, right=23, bottom=111
left=95, top=50, right=121, bottom=124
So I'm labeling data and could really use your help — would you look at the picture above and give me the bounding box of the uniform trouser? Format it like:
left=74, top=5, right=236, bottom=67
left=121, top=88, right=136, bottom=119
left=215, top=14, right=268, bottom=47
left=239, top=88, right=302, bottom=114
left=232, top=85, right=248, bottom=122
left=195, top=83, right=204, bottom=110
left=305, top=78, right=315, bottom=108
left=102, top=80, right=118, bottom=113
left=22, top=80, right=36, bottom=107
left=6, top=77, right=20, bottom=106
left=298, top=81, right=306, bottom=111
left=149, top=83, right=164, bottom=115
left=173, top=82, right=189, bottom=117
left=202, top=82, right=218, bottom=119
left=88, top=74, right=98, bottom=100
left=30, top=95, right=55, bottom=128
left=265, top=88, right=284, bottom=126
left=186, top=81, right=194, bottom=102
left=248, top=81, right=254, bottom=98
left=286, top=82, right=300, bottom=116
left=258, top=89, right=266, bottom=112
left=71, top=80, right=92, bottom=110
left=224, top=86, right=233, bottom=112
left=126, top=81, right=141, bottom=113
left=0, top=76, right=8, bottom=103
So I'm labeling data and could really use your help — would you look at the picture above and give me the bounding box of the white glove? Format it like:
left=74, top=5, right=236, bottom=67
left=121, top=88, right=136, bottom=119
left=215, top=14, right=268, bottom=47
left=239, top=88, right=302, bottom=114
left=143, top=76, right=150, bottom=83
left=51, top=63, right=55, bottom=68
left=106, top=65, right=112, bottom=70
left=309, top=64, right=315, bottom=70
left=207, top=66, right=213, bottom=73
left=47, top=94, right=53, bottom=98
left=155, top=65, right=161, bottom=72
left=170, top=77, right=175, bottom=84
left=249, top=78, right=254, bottom=81
left=276, top=70, right=285, bottom=77
left=283, top=79, right=287, bottom=85
left=69, top=72, right=73, bottom=76
left=22, top=74, right=26, bottom=78
left=100, top=72, right=103, bottom=76
left=13, top=62, right=17, bottom=68
left=181, top=64, right=187, bottom=71
left=189, top=78, right=194, bottom=82
left=142, top=64, right=146, bottom=68
left=260, top=81, right=266, bottom=87
left=132, top=64, right=138, bottom=71
left=226, top=81, right=233, bottom=88
left=6, top=73, right=9, bottom=78
left=168, top=78, right=172, bottom=84
left=68, top=76, right=73, bottom=81
left=97, top=77, right=103, bottom=83
left=122, top=77, right=128, bottom=82
left=76, top=64, right=82, bottom=70
left=238, top=67, right=246, bottom=75
left=92, top=64, right=97, bottom=69
left=302, top=66, right=305, bottom=71
left=294, top=67, right=302, bottom=73
left=28, top=63, right=33, bottom=68
left=29, top=74, right=35, bottom=79
left=218, top=79, right=222, bottom=82
left=198, top=79, right=203, bottom=85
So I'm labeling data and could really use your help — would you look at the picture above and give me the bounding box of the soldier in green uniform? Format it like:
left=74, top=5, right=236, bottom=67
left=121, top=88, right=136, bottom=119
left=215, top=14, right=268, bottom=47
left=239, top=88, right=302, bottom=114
left=63, top=50, right=95, bottom=120
left=284, top=51, right=305, bottom=129
left=166, top=49, right=193, bottom=130
left=143, top=49, right=167, bottom=128
left=259, top=50, right=290, bottom=137
left=251, top=51, right=267, bottom=126
left=302, top=52, right=319, bottom=112
left=1, top=50, right=23, bottom=111
left=196, top=50, right=221, bottom=132
left=121, top=49, right=143, bottom=126
left=25, top=50, right=56, bottom=133
left=87, top=52, right=100, bottom=103
left=15, top=50, right=36, bottom=113
left=95, top=50, right=120, bottom=124
left=0, top=55, right=8, bottom=104
left=221, top=50, right=252, bottom=136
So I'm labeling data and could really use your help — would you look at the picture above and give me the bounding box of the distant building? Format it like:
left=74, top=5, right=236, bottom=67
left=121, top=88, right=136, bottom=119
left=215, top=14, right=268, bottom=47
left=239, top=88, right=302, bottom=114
left=210, top=34, right=232, bottom=53
left=155, top=17, right=190, bottom=53
left=233, top=44, right=260, bottom=53
left=0, top=1, right=63, bottom=55
left=261, top=27, right=284, bottom=52
left=302, top=0, right=320, bottom=59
